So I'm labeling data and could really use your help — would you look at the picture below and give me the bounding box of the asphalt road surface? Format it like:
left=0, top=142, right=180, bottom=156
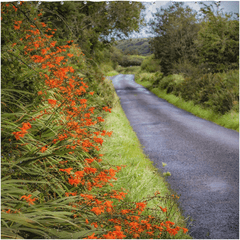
left=110, top=74, right=239, bottom=239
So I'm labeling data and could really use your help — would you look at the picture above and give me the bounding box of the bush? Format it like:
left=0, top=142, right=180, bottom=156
left=171, top=59, right=203, bottom=78
left=158, top=74, right=185, bottom=94
left=119, top=55, right=143, bottom=67
left=141, top=54, right=161, bottom=73
left=180, top=70, right=239, bottom=114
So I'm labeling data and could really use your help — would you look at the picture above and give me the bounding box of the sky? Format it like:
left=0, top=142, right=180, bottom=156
left=130, top=1, right=239, bottom=38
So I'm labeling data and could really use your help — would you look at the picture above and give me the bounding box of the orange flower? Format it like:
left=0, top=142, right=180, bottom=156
left=48, top=99, right=57, bottom=106
left=97, top=117, right=104, bottom=122
left=85, top=233, right=98, bottom=239
left=38, top=91, right=43, bottom=95
left=68, top=176, right=81, bottom=186
left=182, top=227, right=188, bottom=233
left=121, top=209, right=131, bottom=215
left=75, top=170, right=84, bottom=178
left=67, top=53, right=74, bottom=57
left=40, top=146, right=47, bottom=153
left=89, top=92, right=94, bottom=95
left=166, top=221, right=175, bottom=225
left=12, top=43, right=17, bottom=47
left=65, top=191, right=77, bottom=197
left=12, top=5, right=18, bottom=11
left=91, top=222, right=98, bottom=228
left=59, top=168, right=73, bottom=174
left=41, top=22, right=47, bottom=27
left=14, top=25, right=20, bottom=30
left=159, top=206, right=167, bottom=212
left=21, top=195, right=37, bottom=205
left=41, top=49, right=48, bottom=55
left=50, top=41, right=57, bottom=47
left=91, top=207, right=104, bottom=215
left=26, top=34, right=31, bottom=39
left=14, top=20, right=22, bottom=25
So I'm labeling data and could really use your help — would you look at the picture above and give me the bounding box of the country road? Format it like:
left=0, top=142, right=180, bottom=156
left=110, top=74, right=239, bottom=239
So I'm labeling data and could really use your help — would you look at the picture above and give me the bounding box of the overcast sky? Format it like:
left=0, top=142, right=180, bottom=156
left=131, top=1, right=239, bottom=38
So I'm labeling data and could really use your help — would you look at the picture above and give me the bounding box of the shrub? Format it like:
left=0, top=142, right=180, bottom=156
left=171, top=59, right=203, bottom=78
left=179, top=70, right=239, bottom=114
left=159, top=74, right=185, bottom=94
left=120, top=55, right=143, bottom=67
left=141, top=54, right=161, bottom=73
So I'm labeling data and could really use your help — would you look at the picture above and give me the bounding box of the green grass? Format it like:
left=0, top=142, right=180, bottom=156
left=129, top=54, right=147, bottom=60
left=101, top=90, right=192, bottom=239
left=105, top=70, right=119, bottom=77
left=138, top=80, right=152, bottom=89
left=116, top=65, right=141, bottom=74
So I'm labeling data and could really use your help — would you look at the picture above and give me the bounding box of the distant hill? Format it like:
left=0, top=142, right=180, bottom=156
left=114, top=37, right=153, bottom=56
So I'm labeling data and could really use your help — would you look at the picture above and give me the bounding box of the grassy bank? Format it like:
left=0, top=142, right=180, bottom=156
left=101, top=82, right=192, bottom=239
left=134, top=73, right=239, bottom=132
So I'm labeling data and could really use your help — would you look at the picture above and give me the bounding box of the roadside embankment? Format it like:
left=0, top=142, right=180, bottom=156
left=134, top=71, right=239, bottom=132
left=101, top=77, right=192, bottom=239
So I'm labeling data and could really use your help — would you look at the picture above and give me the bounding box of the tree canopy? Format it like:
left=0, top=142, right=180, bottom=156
left=149, top=2, right=199, bottom=75
left=149, top=1, right=239, bottom=75
left=39, top=1, right=145, bottom=56
left=194, top=1, right=239, bottom=73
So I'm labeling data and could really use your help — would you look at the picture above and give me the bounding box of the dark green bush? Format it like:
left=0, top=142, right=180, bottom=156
left=158, top=74, right=185, bottom=94
left=141, top=55, right=161, bottom=72
left=120, top=55, right=143, bottom=67
left=179, top=70, right=239, bottom=114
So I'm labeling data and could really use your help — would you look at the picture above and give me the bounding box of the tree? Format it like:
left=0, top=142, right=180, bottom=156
left=149, top=2, right=199, bottom=75
left=194, top=1, right=239, bottom=73
left=39, top=1, right=145, bottom=57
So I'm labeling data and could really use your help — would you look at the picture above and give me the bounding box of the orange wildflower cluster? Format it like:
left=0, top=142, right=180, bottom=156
left=2, top=209, right=20, bottom=214
left=20, top=195, right=38, bottom=205
left=3, top=3, right=189, bottom=238
left=12, top=122, right=32, bottom=140
left=10, top=18, right=112, bottom=153
left=103, top=106, right=111, bottom=113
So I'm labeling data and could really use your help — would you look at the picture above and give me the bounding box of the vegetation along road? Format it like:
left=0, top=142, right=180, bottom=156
left=111, top=74, right=239, bottom=239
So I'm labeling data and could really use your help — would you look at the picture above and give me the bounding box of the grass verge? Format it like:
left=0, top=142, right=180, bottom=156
left=101, top=87, right=193, bottom=239
left=135, top=77, right=239, bottom=132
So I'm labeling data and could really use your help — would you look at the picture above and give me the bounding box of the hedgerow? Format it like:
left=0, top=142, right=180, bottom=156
left=1, top=2, right=188, bottom=239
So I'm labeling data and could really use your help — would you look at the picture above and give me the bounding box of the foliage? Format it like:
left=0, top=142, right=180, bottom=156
left=119, top=55, right=144, bottom=67
left=149, top=2, right=200, bottom=75
left=117, top=66, right=141, bottom=75
left=194, top=1, right=239, bottom=73
left=180, top=70, right=239, bottom=114
left=135, top=74, right=239, bottom=132
left=109, top=46, right=124, bottom=69
left=39, top=1, right=146, bottom=58
left=149, top=1, right=239, bottom=76
left=141, top=54, right=161, bottom=73
left=108, top=46, right=145, bottom=68
left=1, top=2, right=189, bottom=239
left=171, top=58, right=204, bottom=78
left=115, top=37, right=153, bottom=56
left=158, top=75, right=185, bottom=95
